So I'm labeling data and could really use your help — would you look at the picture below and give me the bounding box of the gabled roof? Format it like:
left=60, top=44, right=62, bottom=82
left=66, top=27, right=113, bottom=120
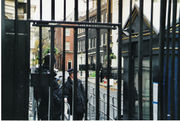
left=123, top=1, right=180, bottom=35
left=123, top=4, right=157, bottom=38
left=134, top=0, right=180, bottom=33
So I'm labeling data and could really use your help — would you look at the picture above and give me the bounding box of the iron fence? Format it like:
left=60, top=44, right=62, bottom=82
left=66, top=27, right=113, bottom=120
left=2, top=0, right=180, bottom=120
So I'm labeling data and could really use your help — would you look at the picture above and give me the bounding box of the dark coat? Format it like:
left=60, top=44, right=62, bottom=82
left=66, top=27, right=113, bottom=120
left=64, top=77, right=86, bottom=114
left=52, top=81, right=63, bottom=119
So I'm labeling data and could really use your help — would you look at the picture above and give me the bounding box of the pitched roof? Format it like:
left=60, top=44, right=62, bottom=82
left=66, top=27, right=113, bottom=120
left=134, top=0, right=180, bottom=33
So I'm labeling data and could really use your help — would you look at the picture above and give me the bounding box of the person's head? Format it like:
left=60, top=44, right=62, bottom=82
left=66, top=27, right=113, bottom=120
left=68, top=68, right=74, bottom=79
left=42, top=52, right=56, bottom=70
left=56, top=78, right=61, bottom=85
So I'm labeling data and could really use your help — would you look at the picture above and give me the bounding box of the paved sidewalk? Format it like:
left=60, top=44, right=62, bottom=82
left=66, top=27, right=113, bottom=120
left=80, top=76, right=118, bottom=91
left=57, top=71, right=118, bottom=91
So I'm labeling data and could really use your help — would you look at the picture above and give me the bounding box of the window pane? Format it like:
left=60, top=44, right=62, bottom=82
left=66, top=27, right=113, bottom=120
left=66, top=42, right=70, bottom=50
left=101, top=34, right=104, bottom=46
left=66, top=28, right=70, bottom=36
left=104, top=33, right=107, bottom=45
left=89, top=39, right=91, bottom=49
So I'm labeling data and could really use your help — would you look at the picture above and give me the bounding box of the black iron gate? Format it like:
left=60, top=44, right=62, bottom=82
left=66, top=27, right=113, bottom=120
left=2, top=0, right=180, bottom=120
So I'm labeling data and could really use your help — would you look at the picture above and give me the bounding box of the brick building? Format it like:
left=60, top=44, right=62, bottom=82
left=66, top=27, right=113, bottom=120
left=55, top=26, right=74, bottom=71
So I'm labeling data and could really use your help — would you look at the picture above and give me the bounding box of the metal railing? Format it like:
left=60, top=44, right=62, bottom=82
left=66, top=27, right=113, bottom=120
left=87, top=86, right=118, bottom=120
left=2, top=0, right=180, bottom=120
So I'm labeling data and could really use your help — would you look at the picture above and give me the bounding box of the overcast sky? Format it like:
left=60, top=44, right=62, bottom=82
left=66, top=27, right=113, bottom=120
left=31, top=0, right=93, bottom=20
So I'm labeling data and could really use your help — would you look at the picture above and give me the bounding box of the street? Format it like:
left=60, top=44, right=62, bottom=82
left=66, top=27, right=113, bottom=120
left=56, top=71, right=122, bottom=120
left=28, top=71, right=123, bottom=120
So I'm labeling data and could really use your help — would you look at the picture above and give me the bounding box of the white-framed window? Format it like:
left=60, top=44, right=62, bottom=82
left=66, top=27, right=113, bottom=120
left=78, top=41, right=80, bottom=52
left=104, top=33, right=107, bottom=45
left=90, top=38, right=93, bottom=48
left=78, top=29, right=80, bottom=34
left=66, top=28, right=70, bottom=36
left=94, top=38, right=96, bottom=48
left=105, top=13, right=107, bottom=23
left=82, top=41, right=85, bottom=51
left=89, top=38, right=91, bottom=49
left=66, top=42, right=70, bottom=50
left=101, top=55, right=104, bottom=63
left=101, top=34, right=104, bottom=46
left=101, top=14, right=104, bottom=23
left=92, top=38, right=94, bottom=48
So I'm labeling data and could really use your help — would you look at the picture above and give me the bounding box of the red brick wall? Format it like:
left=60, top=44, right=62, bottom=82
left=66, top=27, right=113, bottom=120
left=54, top=25, right=74, bottom=71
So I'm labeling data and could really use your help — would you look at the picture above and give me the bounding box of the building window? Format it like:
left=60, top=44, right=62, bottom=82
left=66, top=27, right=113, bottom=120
left=66, top=42, right=70, bottom=50
left=94, top=18, right=96, bottom=22
left=78, top=41, right=80, bottom=52
left=66, top=28, right=70, bottom=36
left=68, top=61, right=72, bottom=69
left=78, top=29, right=80, bottom=34
left=101, top=55, right=104, bottom=64
left=90, top=56, right=94, bottom=64
left=92, top=38, right=94, bottom=48
left=90, top=38, right=93, bottom=48
left=104, top=33, right=107, bottom=45
left=105, top=13, right=107, bottom=23
left=94, top=38, right=96, bottom=48
left=89, top=38, right=91, bottom=49
left=80, top=41, right=81, bottom=51
left=82, top=41, right=85, bottom=51
left=101, top=14, right=104, bottom=23
left=101, top=34, right=104, bottom=46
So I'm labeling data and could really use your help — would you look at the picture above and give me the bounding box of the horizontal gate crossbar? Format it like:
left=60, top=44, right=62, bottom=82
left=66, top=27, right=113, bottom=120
left=29, top=20, right=121, bottom=26
left=32, top=23, right=117, bottom=29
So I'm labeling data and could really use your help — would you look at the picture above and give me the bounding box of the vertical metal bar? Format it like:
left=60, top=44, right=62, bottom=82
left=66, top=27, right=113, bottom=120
left=39, top=0, right=42, bottom=68
left=49, top=27, right=55, bottom=120
left=117, top=0, right=123, bottom=120
left=107, top=0, right=111, bottom=119
left=38, top=0, right=42, bottom=119
left=2, top=0, right=4, bottom=50
left=177, top=9, right=180, bottom=120
left=13, top=0, right=18, bottom=118
left=48, top=0, right=55, bottom=120
left=149, top=0, right=154, bottom=119
left=52, top=0, right=55, bottom=20
left=138, top=0, right=143, bottom=119
left=62, top=0, right=66, bottom=119
left=2, top=0, right=5, bottom=117
left=165, top=0, right=172, bottom=119
left=96, top=0, right=101, bottom=119
left=170, top=0, right=177, bottom=119
left=85, top=0, right=89, bottom=120
left=39, top=0, right=42, bottom=73
left=2, top=0, right=5, bottom=74
left=26, top=0, right=31, bottom=118
left=128, top=0, right=133, bottom=119
left=27, top=0, right=30, bottom=20
left=40, top=0, right=42, bottom=20
left=158, top=0, right=167, bottom=119
left=73, top=0, right=78, bottom=119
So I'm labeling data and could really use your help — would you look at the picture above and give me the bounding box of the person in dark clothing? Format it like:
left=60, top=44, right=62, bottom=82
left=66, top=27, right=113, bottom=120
left=42, top=51, right=56, bottom=70
left=51, top=79, right=63, bottom=120
left=64, top=68, right=86, bottom=120
left=36, top=69, right=49, bottom=120
left=35, top=53, right=57, bottom=120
